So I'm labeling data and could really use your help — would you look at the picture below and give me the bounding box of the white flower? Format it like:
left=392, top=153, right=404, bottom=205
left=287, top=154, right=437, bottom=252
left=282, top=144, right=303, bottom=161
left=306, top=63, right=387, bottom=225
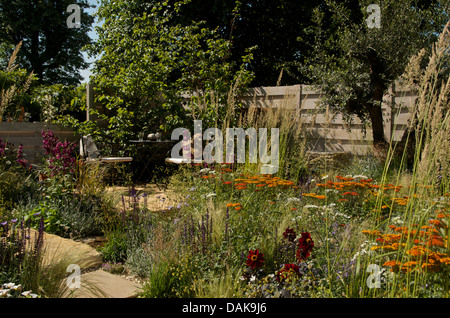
left=353, top=174, right=368, bottom=179
left=0, top=290, right=9, bottom=298
left=199, top=168, right=211, bottom=173
left=321, top=174, right=329, bottom=179
left=3, top=283, right=14, bottom=289
left=205, top=193, right=217, bottom=199
left=250, top=275, right=256, bottom=282
left=303, top=205, right=320, bottom=209
left=21, top=291, right=38, bottom=298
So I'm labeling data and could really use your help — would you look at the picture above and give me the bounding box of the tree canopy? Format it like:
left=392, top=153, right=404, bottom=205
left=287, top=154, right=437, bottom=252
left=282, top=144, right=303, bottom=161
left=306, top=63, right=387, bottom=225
left=0, top=0, right=95, bottom=85
left=293, top=0, right=449, bottom=152
left=85, top=0, right=254, bottom=144
left=172, top=0, right=322, bottom=86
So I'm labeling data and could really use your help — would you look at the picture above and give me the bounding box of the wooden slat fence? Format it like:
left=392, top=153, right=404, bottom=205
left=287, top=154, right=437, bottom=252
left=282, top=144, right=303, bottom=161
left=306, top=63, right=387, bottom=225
left=85, top=83, right=419, bottom=156
left=238, top=84, right=416, bottom=155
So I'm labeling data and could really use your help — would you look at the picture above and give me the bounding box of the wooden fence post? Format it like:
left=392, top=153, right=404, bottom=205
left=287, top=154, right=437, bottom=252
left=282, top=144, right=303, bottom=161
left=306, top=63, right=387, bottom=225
left=86, top=83, right=94, bottom=122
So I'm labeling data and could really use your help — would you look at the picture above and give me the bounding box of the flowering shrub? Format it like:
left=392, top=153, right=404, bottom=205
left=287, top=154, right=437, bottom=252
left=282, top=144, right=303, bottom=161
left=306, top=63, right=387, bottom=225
left=41, top=129, right=77, bottom=178
left=0, top=215, right=44, bottom=293
left=0, top=137, right=30, bottom=171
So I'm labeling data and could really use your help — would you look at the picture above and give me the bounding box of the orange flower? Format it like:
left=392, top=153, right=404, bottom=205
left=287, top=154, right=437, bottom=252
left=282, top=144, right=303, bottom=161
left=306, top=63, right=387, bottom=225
left=425, top=235, right=445, bottom=247
left=421, top=262, right=440, bottom=272
left=315, top=195, right=326, bottom=200
left=401, top=261, right=418, bottom=272
left=383, top=260, right=401, bottom=272
left=362, top=230, right=382, bottom=237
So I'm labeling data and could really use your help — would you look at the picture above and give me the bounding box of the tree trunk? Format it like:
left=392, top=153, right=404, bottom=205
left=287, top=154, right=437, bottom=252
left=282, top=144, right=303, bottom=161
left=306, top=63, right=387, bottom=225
left=367, top=102, right=388, bottom=160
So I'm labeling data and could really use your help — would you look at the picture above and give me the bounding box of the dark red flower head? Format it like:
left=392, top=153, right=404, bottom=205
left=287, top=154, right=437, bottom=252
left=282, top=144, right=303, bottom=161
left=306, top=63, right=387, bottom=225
left=282, top=227, right=297, bottom=242
left=296, top=232, right=314, bottom=261
left=276, top=263, right=301, bottom=282
left=246, top=249, right=264, bottom=269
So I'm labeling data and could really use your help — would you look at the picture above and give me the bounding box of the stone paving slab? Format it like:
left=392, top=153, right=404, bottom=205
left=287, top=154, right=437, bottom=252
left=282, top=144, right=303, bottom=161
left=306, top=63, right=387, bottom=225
left=65, top=270, right=142, bottom=298
left=28, top=229, right=142, bottom=298
left=29, top=229, right=103, bottom=269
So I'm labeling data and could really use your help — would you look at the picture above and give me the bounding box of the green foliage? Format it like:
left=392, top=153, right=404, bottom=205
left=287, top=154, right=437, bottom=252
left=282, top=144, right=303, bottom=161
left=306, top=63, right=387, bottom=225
left=21, top=201, right=67, bottom=236
left=100, top=227, right=128, bottom=263
left=0, top=41, right=87, bottom=123
left=83, top=0, right=253, bottom=149
left=0, top=217, right=44, bottom=294
left=174, top=0, right=323, bottom=86
left=296, top=0, right=449, bottom=147
left=0, top=67, right=38, bottom=121
left=140, top=255, right=198, bottom=298
left=0, top=0, right=95, bottom=85
left=31, top=84, right=88, bottom=124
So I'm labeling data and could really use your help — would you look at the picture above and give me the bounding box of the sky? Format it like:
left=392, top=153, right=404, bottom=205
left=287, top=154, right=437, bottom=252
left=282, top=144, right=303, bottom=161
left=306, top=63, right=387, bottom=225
left=80, top=0, right=101, bottom=83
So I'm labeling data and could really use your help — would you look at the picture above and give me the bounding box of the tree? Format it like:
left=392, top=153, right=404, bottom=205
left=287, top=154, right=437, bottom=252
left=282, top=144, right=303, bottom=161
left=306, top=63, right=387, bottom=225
left=296, top=0, right=449, bottom=154
left=84, top=0, right=253, bottom=145
left=173, top=0, right=322, bottom=86
left=0, top=0, right=95, bottom=85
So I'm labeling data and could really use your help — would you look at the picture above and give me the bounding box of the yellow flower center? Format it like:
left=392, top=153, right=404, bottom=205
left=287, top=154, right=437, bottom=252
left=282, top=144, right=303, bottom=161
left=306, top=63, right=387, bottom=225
left=251, top=255, right=258, bottom=261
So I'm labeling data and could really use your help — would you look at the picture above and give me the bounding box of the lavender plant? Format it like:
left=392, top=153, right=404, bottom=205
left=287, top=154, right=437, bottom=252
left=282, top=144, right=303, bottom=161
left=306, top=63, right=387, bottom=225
left=0, top=215, right=44, bottom=292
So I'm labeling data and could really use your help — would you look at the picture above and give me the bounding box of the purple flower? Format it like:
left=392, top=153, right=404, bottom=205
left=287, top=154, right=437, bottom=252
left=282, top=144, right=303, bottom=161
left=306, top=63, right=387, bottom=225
left=11, top=219, right=17, bottom=223
left=1, top=221, right=7, bottom=226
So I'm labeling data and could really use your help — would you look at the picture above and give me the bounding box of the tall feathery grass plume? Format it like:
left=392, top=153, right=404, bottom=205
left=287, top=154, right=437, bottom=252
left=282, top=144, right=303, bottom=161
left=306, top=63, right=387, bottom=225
left=0, top=41, right=34, bottom=120
left=238, top=86, right=309, bottom=181
left=400, top=21, right=449, bottom=192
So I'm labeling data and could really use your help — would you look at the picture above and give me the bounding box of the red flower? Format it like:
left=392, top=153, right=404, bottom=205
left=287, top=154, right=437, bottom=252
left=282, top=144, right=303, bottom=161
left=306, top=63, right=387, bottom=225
left=296, top=232, right=314, bottom=261
left=282, top=228, right=297, bottom=242
left=246, top=249, right=264, bottom=269
left=276, top=263, right=301, bottom=282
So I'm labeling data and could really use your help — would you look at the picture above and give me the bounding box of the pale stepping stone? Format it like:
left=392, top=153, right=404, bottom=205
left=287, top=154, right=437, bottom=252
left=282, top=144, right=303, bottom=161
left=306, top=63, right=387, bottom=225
left=65, top=270, right=142, bottom=298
